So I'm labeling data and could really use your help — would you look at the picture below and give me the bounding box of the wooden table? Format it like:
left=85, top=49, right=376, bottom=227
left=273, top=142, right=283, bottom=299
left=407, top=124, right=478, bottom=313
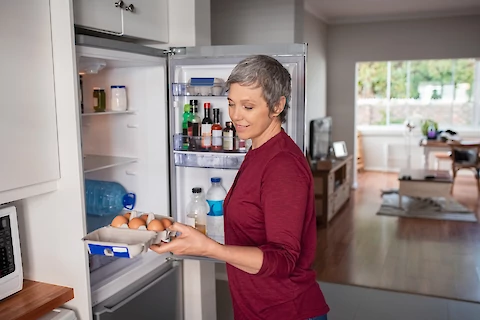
left=398, top=169, right=453, bottom=209
left=0, top=280, right=74, bottom=320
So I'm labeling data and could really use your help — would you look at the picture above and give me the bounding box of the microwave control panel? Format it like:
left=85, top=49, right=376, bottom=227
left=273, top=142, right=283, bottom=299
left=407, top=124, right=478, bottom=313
left=0, top=216, right=15, bottom=278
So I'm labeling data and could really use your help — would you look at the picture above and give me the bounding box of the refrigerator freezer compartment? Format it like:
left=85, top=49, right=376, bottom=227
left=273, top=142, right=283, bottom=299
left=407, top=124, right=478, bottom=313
left=173, top=150, right=245, bottom=169
left=83, top=224, right=173, bottom=259
left=172, top=82, right=226, bottom=96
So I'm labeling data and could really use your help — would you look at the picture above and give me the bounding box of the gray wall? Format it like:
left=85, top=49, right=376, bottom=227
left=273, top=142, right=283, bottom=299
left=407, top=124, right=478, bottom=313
left=211, top=0, right=303, bottom=44
left=303, top=10, right=327, bottom=143
left=327, top=15, right=480, bottom=174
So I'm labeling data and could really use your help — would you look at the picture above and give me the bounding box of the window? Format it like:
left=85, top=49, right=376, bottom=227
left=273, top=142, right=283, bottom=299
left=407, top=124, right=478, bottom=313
left=356, top=58, right=479, bottom=127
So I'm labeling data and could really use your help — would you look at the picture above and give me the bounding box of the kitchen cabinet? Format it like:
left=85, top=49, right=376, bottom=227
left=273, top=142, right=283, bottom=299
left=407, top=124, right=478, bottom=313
left=0, top=0, right=59, bottom=204
left=73, top=0, right=169, bottom=43
left=123, top=0, right=168, bottom=43
left=73, top=0, right=123, bottom=35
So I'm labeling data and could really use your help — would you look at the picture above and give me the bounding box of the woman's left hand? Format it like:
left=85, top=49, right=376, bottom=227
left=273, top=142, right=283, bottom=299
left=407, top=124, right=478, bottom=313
left=149, top=222, right=218, bottom=257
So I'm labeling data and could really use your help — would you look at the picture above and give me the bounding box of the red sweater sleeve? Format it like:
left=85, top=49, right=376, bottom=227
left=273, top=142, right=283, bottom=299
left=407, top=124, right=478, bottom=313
left=256, top=152, right=309, bottom=278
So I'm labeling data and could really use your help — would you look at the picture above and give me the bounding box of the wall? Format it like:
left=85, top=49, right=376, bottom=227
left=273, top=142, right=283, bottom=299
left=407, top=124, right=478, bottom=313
left=210, top=0, right=302, bottom=45
left=327, top=15, right=480, bottom=180
left=303, top=9, right=327, bottom=145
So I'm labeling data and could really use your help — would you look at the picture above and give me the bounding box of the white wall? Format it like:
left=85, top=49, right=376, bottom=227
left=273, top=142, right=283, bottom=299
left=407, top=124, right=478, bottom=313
left=303, top=10, right=327, bottom=138
left=327, top=15, right=480, bottom=178
left=210, top=0, right=302, bottom=45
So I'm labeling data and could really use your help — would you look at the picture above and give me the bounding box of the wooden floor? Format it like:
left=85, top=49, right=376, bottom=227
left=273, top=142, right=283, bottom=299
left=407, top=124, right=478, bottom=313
left=315, top=171, right=480, bottom=303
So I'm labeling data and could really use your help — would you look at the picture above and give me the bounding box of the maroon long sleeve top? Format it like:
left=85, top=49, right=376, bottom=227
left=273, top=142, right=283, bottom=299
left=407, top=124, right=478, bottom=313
left=224, top=130, right=329, bottom=320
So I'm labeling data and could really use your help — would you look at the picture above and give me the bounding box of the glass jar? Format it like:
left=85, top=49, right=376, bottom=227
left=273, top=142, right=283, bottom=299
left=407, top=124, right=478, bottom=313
left=93, top=87, right=106, bottom=112
left=110, top=85, right=128, bottom=111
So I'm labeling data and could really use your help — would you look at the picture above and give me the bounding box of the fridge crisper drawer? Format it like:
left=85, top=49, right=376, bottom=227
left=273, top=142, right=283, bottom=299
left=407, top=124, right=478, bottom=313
left=174, top=151, right=245, bottom=169
left=93, top=260, right=182, bottom=320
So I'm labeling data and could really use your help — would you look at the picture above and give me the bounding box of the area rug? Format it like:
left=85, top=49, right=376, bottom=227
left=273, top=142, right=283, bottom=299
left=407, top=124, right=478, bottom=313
left=377, top=191, right=478, bottom=222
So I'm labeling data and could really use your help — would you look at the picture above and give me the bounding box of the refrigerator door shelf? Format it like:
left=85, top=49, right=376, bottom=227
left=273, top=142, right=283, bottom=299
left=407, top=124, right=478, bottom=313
left=172, top=82, right=226, bottom=97
left=173, top=150, right=245, bottom=170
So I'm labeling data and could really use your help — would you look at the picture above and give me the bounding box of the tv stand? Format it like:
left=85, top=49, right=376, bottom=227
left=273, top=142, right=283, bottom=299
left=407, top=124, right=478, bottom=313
left=310, top=155, right=353, bottom=226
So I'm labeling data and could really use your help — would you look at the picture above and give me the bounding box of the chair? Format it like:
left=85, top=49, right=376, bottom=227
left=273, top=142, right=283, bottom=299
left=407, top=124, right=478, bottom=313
left=449, top=142, right=480, bottom=194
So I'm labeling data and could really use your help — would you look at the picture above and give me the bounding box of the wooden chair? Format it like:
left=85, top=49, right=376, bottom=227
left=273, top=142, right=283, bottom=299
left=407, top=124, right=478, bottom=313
left=449, top=142, right=480, bottom=194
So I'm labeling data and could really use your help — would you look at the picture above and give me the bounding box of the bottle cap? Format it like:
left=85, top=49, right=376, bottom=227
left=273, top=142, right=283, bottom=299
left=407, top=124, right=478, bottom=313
left=111, top=85, right=126, bottom=88
left=211, top=177, right=221, bottom=183
left=190, top=99, right=199, bottom=106
left=204, top=103, right=211, bottom=108
left=192, top=187, right=202, bottom=193
left=184, top=104, right=191, bottom=112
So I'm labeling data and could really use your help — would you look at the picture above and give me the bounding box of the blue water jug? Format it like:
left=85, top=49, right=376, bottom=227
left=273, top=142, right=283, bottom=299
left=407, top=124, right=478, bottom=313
left=84, top=179, right=136, bottom=216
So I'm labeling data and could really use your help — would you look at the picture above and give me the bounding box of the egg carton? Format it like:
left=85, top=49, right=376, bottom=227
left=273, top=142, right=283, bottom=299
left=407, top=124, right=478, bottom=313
left=82, top=210, right=174, bottom=259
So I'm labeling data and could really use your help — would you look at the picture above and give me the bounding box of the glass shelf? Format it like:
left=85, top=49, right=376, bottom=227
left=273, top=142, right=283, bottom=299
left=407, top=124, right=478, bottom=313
left=82, top=110, right=137, bottom=116
left=173, top=151, right=245, bottom=170
left=83, top=155, right=138, bottom=173
left=172, top=83, right=226, bottom=97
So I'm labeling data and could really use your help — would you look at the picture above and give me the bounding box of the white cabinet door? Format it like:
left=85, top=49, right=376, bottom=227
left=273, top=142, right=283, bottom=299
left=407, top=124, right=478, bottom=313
left=73, top=0, right=123, bottom=35
left=122, top=0, right=168, bottom=43
left=0, top=1, right=60, bottom=195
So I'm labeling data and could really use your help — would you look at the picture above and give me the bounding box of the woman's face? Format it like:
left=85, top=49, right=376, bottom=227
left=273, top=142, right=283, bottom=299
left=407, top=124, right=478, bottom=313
left=227, top=83, right=284, bottom=147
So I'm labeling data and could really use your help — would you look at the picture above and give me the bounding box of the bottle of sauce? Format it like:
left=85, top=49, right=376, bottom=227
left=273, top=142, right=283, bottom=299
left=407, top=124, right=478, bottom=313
left=223, top=121, right=236, bottom=151
left=182, top=104, right=191, bottom=150
left=185, top=187, right=208, bottom=235
left=201, top=103, right=213, bottom=150
left=211, top=108, right=223, bottom=151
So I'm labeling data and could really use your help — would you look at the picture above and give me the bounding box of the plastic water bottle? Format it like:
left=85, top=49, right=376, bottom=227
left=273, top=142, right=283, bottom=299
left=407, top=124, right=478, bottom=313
left=206, top=177, right=227, bottom=244
left=84, top=179, right=136, bottom=216
left=186, top=187, right=209, bottom=234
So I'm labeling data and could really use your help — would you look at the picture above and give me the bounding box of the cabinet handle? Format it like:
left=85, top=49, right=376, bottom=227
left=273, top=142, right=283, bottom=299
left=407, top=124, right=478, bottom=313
left=114, top=1, right=124, bottom=8
left=125, top=4, right=135, bottom=12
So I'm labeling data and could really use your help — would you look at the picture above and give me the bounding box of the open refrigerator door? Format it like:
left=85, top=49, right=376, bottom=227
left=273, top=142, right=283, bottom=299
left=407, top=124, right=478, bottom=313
left=75, top=36, right=179, bottom=310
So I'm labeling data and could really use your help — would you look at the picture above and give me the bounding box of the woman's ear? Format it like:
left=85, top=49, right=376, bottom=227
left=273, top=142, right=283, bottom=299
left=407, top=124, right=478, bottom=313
left=272, top=96, right=286, bottom=117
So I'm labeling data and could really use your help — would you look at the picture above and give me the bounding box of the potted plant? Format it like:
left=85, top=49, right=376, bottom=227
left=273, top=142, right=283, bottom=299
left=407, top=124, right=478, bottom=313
left=421, top=119, right=438, bottom=140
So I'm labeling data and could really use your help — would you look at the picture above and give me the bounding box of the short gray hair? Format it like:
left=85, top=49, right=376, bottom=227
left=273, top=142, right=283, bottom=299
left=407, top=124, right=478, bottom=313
left=226, top=55, right=291, bottom=123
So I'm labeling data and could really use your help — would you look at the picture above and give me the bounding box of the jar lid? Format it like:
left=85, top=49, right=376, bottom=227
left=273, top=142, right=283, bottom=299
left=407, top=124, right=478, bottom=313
left=192, top=187, right=202, bottom=193
left=111, top=85, right=126, bottom=88
left=93, top=87, right=105, bottom=90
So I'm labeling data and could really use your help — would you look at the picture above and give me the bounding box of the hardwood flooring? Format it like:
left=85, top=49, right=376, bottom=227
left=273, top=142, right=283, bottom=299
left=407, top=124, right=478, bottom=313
left=315, top=171, right=480, bottom=303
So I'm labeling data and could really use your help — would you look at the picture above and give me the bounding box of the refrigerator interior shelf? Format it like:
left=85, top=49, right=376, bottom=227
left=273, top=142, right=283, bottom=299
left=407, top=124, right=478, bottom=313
left=173, top=150, right=245, bottom=169
left=172, top=83, right=227, bottom=97
left=82, top=110, right=137, bottom=116
left=83, top=155, right=138, bottom=173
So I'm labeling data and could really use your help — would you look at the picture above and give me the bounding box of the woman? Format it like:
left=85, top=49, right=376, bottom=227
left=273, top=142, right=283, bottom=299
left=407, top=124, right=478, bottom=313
left=151, top=55, right=329, bottom=320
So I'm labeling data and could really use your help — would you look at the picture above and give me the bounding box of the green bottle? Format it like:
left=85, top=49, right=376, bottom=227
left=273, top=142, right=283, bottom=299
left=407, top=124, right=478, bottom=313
left=182, top=104, right=191, bottom=150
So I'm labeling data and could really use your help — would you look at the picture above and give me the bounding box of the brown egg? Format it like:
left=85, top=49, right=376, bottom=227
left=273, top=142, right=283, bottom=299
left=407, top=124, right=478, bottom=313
left=140, top=214, right=149, bottom=222
left=147, top=219, right=165, bottom=232
left=160, top=218, right=172, bottom=229
left=128, top=217, right=147, bottom=229
left=123, top=212, right=131, bottom=220
left=111, top=215, right=128, bottom=228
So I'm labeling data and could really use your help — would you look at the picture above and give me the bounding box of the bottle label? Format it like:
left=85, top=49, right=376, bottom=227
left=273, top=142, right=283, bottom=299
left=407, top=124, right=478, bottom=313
left=93, top=97, right=98, bottom=107
left=192, top=123, right=200, bottom=136
left=188, top=122, right=193, bottom=137
left=206, top=199, right=224, bottom=216
left=206, top=215, right=224, bottom=244
left=201, top=124, right=212, bottom=148
left=223, top=131, right=234, bottom=151
left=212, top=130, right=222, bottom=147
left=186, top=215, right=196, bottom=228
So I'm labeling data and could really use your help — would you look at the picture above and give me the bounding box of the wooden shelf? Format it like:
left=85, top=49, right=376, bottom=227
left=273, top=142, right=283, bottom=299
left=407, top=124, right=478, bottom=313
left=0, top=280, right=74, bottom=320
left=83, top=155, right=137, bottom=173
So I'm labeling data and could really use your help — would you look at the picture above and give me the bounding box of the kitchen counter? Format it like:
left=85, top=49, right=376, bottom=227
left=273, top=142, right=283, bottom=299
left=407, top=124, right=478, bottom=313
left=0, top=280, right=74, bottom=320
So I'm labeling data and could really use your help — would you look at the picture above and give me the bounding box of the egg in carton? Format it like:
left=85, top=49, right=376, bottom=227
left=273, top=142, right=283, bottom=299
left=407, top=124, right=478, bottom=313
left=82, top=210, right=175, bottom=259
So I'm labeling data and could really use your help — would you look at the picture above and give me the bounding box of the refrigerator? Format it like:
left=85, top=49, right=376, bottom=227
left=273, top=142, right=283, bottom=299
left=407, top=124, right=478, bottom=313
left=75, top=34, right=307, bottom=320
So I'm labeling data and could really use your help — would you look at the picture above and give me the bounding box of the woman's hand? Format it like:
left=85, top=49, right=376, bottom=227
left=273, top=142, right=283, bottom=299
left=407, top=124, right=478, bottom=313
left=149, top=222, right=218, bottom=257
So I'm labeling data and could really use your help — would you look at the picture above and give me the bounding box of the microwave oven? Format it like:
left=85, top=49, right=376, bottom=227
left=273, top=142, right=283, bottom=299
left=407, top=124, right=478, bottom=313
left=0, top=205, right=23, bottom=300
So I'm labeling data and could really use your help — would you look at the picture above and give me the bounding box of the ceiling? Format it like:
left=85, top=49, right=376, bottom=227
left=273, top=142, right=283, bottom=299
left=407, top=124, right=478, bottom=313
left=304, top=0, right=480, bottom=24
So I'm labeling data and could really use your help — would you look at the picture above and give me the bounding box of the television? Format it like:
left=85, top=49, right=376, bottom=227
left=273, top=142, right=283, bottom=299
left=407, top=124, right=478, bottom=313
left=308, top=116, right=332, bottom=161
